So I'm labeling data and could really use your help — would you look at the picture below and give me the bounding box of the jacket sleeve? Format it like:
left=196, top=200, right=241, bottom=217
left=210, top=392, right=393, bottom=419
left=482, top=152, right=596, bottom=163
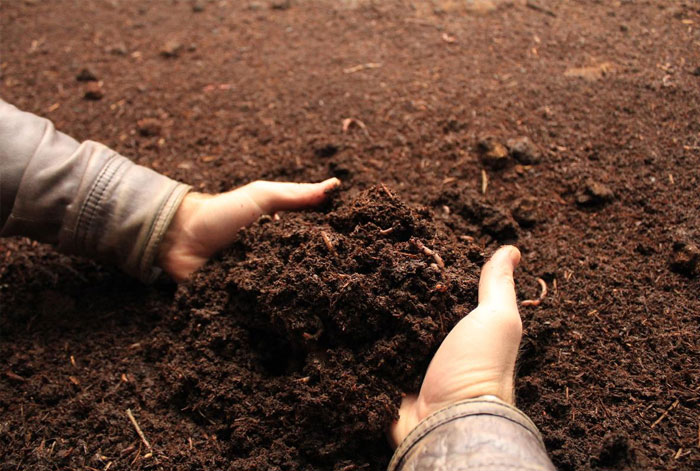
left=0, top=98, right=191, bottom=282
left=388, top=396, right=556, bottom=471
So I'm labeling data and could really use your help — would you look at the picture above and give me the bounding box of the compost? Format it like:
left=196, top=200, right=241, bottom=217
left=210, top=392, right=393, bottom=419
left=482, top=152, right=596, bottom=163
left=1, top=1, right=699, bottom=470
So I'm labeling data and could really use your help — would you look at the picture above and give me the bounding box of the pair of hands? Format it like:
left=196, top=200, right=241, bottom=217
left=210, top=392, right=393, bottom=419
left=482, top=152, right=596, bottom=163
left=158, top=180, right=523, bottom=448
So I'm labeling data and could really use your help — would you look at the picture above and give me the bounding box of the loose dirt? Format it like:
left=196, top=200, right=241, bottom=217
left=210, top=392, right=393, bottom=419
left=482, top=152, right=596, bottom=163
left=1, top=1, right=698, bottom=470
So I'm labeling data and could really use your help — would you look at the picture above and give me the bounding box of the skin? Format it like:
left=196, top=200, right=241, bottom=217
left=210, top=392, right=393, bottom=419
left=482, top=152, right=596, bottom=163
left=157, top=178, right=341, bottom=282
left=157, top=182, right=522, bottom=449
left=389, top=245, right=523, bottom=447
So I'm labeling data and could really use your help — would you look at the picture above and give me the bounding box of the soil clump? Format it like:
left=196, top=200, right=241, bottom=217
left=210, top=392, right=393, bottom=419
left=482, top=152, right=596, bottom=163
left=155, top=186, right=481, bottom=469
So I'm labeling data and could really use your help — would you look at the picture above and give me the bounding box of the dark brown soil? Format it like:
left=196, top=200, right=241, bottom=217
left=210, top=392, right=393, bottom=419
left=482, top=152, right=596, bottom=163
left=154, top=186, right=481, bottom=469
left=1, top=1, right=699, bottom=470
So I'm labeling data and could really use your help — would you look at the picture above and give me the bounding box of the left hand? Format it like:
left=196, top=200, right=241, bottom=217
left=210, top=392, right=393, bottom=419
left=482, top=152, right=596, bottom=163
left=157, top=178, right=341, bottom=281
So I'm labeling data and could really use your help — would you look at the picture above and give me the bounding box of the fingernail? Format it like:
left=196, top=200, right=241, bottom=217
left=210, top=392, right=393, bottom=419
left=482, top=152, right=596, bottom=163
left=502, top=245, right=521, bottom=266
left=323, top=177, right=341, bottom=188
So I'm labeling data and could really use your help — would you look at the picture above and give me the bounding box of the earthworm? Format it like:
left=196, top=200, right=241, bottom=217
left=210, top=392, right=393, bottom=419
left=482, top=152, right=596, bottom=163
left=522, top=278, right=547, bottom=306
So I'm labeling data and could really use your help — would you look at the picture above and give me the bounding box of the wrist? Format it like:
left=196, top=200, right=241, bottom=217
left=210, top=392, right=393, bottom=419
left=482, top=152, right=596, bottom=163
left=156, top=191, right=209, bottom=278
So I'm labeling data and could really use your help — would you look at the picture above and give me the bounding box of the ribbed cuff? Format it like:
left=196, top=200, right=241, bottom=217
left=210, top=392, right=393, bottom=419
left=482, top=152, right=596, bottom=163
left=138, top=181, right=190, bottom=282
left=389, top=396, right=552, bottom=471
left=65, top=147, right=191, bottom=282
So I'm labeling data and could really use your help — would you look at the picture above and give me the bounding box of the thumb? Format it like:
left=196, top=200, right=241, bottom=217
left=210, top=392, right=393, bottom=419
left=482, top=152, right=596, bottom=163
left=188, top=178, right=341, bottom=255
left=478, top=245, right=521, bottom=309
left=240, top=178, right=341, bottom=214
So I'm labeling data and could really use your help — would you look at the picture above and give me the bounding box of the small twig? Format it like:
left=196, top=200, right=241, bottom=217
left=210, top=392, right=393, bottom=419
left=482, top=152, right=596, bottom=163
left=521, top=278, right=547, bottom=306
left=410, top=238, right=445, bottom=269
left=441, top=33, right=456, bottom=44
left=343, top=62, right=382, bottom=74
left=379, top=183, right=394, bottom=199
left=597, top=398, right=611, bottom=419
left=342, top=118, right=369, bottom=138
left=650, top=399, right=679, bottom=428
left=5, top=371, right=27, bottom=382
left=320, top=231, right=338, bottom=258
left=379, top=226, right=396, bottom=236
left=126, top=409, right=152, bottom=451
left=120, top=443, right=137, bottom=456
left=481, top=169, right=489, bottom=195
left=302, top=327, right=324, bottom=341
left=526, top=0, right=556, bottom=17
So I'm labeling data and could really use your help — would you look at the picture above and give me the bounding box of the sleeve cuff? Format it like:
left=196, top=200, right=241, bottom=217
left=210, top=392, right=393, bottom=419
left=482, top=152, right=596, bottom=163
left=389, top=396, right=554, bottom=471
left=58, top=145, right=191, bottom=282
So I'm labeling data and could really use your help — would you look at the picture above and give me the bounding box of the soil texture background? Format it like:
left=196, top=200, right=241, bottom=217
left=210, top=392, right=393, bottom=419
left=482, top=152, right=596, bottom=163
left=1, top=1, right=699, bottom=470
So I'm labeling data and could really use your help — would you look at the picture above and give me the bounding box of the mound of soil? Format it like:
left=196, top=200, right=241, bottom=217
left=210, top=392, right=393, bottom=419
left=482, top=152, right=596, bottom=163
left=153, top=186, right=482, bottom=469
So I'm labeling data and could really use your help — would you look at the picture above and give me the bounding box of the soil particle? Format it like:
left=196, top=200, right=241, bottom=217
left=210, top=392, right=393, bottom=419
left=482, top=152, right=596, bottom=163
left=692, top=66, right=700, bottom=77
left=507, top=136, right=541, bottom=165
left=83, top=81, right=104, bottom=100
left=439, top=188, right=519, bottom=242
left=576, top=179, right=615, bottom=206
left=314, top=143, right=340, bottom=159
left=477, top=136, right=510, bottom=169
left=670, top=240, right=700, bottom=277
left=270, top=0, right=291, bottom=10
left=107, top=42, right=128, bottom=56
left=192, top=0, right=205, bottom=12
left=160, top=39, right=183, bottom=58
left=592, top=434, right=649, bottom=470
left=511, top=196, right=539, bottom=228
left=76, top=67, right=97, bottom=82
left=137, top=118, right=163, bottom=137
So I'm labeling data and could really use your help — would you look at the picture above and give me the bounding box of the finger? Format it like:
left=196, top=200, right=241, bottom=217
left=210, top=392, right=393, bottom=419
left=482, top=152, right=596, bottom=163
left=244, top=178, right=341, bottom=214
left=478, top=245, right=521, bottom=308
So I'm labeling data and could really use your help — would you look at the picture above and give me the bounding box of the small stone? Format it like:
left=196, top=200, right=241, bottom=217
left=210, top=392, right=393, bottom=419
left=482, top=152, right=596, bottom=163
left=84, top=82, right=104, bottom=100
left=270, top=0, right=291, bottom=9
left=512, top=196, right=539, bottom=227
left=477, top=136, right=510, bottom=169
left=507, top=136, right=541, bottom=164
left=160, top=39, right=183, bottom=58
left=314, top=144, right=339, bottom=158
left=670, top=241, right=700, bottom=277
left=192, top=0, right=205, bottom=12
left=76, top=67, right=98, bottom=82
left=107, top=42, right=128, bottom=56
left=248, top=1, right=264, bottom=10
left=137, top=118, right=162, bottom=137
left=576, top=179, right=614, bottom=206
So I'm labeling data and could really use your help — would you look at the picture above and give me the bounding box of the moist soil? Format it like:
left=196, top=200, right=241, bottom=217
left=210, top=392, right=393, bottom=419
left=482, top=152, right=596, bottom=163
left=1, top=1, right=699, bottom=470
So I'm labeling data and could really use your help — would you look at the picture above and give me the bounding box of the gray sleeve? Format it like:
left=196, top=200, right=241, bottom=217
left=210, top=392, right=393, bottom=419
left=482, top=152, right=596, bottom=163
left=0, top=98, right=190, bottom=282
left=389, top=396, right=556, bottom=471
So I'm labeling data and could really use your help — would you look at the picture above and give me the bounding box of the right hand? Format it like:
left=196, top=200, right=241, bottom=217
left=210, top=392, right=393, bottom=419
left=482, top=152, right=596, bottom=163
left=390, top=246, right=523, bottom=447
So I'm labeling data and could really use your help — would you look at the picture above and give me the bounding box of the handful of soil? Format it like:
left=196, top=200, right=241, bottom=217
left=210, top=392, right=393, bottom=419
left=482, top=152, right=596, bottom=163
left=156, top=186, right=483, bottom=470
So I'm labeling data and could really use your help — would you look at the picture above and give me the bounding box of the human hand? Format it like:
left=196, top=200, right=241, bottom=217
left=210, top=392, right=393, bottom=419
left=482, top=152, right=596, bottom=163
left=389, top=246, right=523, bottom=446
left=157, top=178, right=341, bottom=282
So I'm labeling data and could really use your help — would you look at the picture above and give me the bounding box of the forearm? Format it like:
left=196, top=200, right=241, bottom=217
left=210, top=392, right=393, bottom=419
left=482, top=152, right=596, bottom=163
left=389, top=396, right=555, bottom=471
left=0, top=98, right=190, bottom=281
